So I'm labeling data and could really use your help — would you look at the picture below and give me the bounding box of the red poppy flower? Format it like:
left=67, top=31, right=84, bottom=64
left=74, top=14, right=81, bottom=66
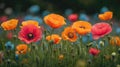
left=89, top=48, right=100, bottom=56
left=68, top=14, right=78, bottom=22
left=91, top=22, right=112, bottom=40
left=18, top=24, right=42, bottom=44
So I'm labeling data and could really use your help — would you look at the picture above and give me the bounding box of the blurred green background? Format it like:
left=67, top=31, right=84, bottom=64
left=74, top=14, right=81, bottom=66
left=0, top=0, right=120, bottom=19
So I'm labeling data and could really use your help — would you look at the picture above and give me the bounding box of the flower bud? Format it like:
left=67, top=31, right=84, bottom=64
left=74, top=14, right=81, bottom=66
left=99, top=41, right=104, bottom=47
left=111, top=52, right=116, bottom=56
left=111, top=52, right=116, bottom=60
left=86, top=42, right=93, bottom=48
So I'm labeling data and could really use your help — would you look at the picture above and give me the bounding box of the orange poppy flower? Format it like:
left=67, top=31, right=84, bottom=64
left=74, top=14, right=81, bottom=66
left=62, top=27, right=77, bottom=42
left=44, top=13, right=66, bottom=28
left=46, top=34, right=61, bottom=44
left=98, top=11, right=113, bottom=21
left=110, top=36, right=120, bottom=46
left=1, top=19, right=18, bottom=30
left=16, top=44, right=28, bottom=55
left=21, top=20, right=40, bottom=28
left=72, top=21, right=92, bottom=35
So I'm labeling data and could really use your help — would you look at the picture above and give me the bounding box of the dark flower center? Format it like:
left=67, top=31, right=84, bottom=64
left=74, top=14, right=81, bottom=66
left=68, top=32, right=74, bottom=38
left=7, top=45, right=12, bottom=49
left=19, top=49, right=25, bottom=53
left=27, top=33, right=34, bottom=40
left=79, top=26, right=85, bottom=29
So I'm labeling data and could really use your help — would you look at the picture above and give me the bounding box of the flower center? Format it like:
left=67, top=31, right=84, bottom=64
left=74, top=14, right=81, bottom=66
left=19, top=49, right=24, bottom=54
left=68, top=32, right=74, bottom=38
left=27, top=33, right=34, bottom=40
left=79, top=26, right=85, bottom=29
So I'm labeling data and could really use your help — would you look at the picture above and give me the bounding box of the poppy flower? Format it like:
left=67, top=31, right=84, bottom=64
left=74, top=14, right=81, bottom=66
left=1, top=19, right=18, bottom=30
left=89, top=48, right=100, bottom=56
left=21, top=20, right=40, bottom=28
left=44, top=13, right=66, bottom=28
left=18, top=24, right=42, bottom=44
left=110, top=36, right=120, bottom=46
left=62, top=27, right=77, bottom=42
left=16, top=44, right=28, bottom=55
left=46, top=34, right=61, bottom=44
left=91, top=22, right=112, bottom=40
left=68, top=14, right=78, bottom=22
left=72, top=21, right=92, bottom=35
left=98, top=11, right=113, bottom=21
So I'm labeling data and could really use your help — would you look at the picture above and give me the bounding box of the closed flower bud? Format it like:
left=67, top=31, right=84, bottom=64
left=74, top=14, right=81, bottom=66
left=111, top=52, right=116, bottom=60
left=86, top=42, right=93, bottom=48
left=99, top=41, right=104, bottom=47
left=111, top=52, right=116, bottom=56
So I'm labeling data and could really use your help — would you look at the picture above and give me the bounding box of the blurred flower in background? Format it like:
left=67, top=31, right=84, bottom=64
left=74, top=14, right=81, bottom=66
left=5, top=41, right=14, bottom=50
left=116, top=27, right=120, bottom=34
left=68, top=14, right=78, bottom=22
left=24, top=15, right=43, bottom=24
left=4, top=7, right=13, bottom=15
left=6, top=32, right=13, bottom=40
left=79, top=13, right=90, bottom=21
left=42, top=10, right=51, bottom=18
left=64, top=9, right=73, bottom=17
left=29, top=5, right=40, bottom=14
left=24, top=5, right=43, bottom=24
left=100, top=6, right=109, bottom=13
left=0, top=16, right=8, bottom=22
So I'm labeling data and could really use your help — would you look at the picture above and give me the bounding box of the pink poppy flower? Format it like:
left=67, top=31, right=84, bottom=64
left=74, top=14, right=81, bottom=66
left=91, top=22, right=112, bottom=40
left=89, top=48, right=100, bottom=56
left=68, top=14, right=78, bottom=22
left=18, top=24, right=42, bottom=44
